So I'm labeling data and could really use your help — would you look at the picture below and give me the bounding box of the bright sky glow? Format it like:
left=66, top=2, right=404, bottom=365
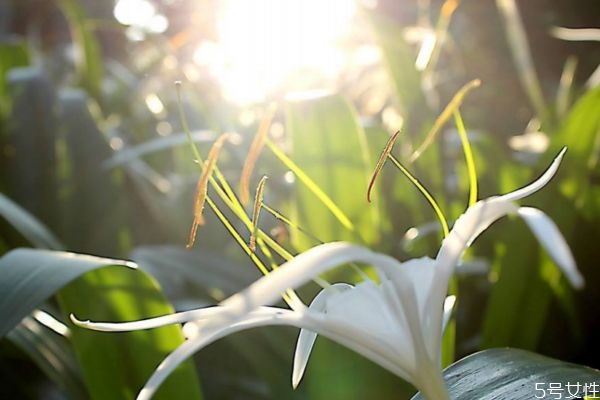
left=195, top=0, right=357, bottom=104
left=114, top=0, right=168, bottom=36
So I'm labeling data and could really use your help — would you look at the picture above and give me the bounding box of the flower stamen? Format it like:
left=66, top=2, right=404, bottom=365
left=187, top=133, right=230, bottom=248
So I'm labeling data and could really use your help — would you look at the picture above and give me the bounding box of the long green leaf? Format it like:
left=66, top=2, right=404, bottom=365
left=57, top=0, right=103, bottom=98
left=0, top=248, right=130, bottom=338
left=496, top=0, right=549, bottom=127
left=3, top=67, right=59, bottom=226
left=0, top=193, right=63, bottom=250
left=6, top=312, right=87, bottom=399
left=0, top=248, right=202, bottom=399
left=412, top=348, right=600, bottom=400
left=364, top=10, right=426, bottom=119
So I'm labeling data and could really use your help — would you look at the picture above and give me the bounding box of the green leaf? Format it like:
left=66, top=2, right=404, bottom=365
left=547, top=84, right=600, bottom=206
left=0, top=192, right=63, bottom=250
left=412, top=348, right=600, bottom=400
left=6, top=312, right=87, bottom=399
left=284, top=93, right=380, bottom=250
left=2, top=67, right=59, bottom=225
left=103, top=131, right=217, bottom=170
left=0, top=248, right=129, bottom=338
left=363, top=10, right=425, bottom=119
left=0, top=37, right=30, bottom=117
left=56, top=88, right=131, bottom=254
left=57, top=0, right=103, bottom=98
left=0, top=248, right=203, bottom=399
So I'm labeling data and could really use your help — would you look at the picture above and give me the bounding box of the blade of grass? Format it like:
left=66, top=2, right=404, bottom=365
left=556, top=56, right=578, bottom=119
left=265, top=139, right=353, bottom=231
left=388, top=155, right=450, bottom=238
left=422, top=0, right=459, bottom=77
left=496, top=0, right=549, bottom=127
left=57, top=0, right=103, bottom=98
left=453, top=110, right=478, bottom=206
left=205, top=196, right=302, bottom=309
left=411, top=79, right=481, bottom=162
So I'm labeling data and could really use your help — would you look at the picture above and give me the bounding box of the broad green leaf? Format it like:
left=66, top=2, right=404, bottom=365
left=412, top=348, right=600, bottom=400
left=56, top=89, right=133, bottom=254
left=0, top=248, right=127, bottom=338
left=131, top=245, right=260, bottom=301
left=6, top=312, right=87, bottom=399
left=0, top=192, right=63, bottom=250
left=547, top=84, right=600, bottom=208
left=285, top=93, right=380, bottom=250
left=0, top=248, right=202, bottom=399
left=481, top=219, right=547, bottom=349
left=2, top=67, right=59, bottom=223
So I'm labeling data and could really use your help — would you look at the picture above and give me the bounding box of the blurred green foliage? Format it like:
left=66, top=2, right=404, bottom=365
left=0, top=0, right=599, bottom=399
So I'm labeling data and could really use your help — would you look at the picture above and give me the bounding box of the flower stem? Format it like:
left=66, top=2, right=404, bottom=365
left=417, top=366, right=450, bottom=400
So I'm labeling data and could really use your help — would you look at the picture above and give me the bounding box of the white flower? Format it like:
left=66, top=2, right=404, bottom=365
left=72, top=148, right=582, bottom=400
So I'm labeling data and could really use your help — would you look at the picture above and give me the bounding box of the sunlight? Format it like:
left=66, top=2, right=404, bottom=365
left=194, top=0, right=357, bottom=104
left=113, top=0, right=168, bottom=38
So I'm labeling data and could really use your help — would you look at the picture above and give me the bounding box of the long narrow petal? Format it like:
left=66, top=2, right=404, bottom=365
left=136, top=306, right=414, bottom=399
left=136, top=308, right=303, bottom=400
left=220, top=242, right=402, bottom=316
left=500, top=147, right=566, bottom=202
left=517, top=207, right=584, bottom=288
left=69, top=307, right=224, bottom=332
left=292, top=283, right=352, bottom=388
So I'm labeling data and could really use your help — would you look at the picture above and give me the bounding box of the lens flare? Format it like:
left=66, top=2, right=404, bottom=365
left=195, top=0, right=357, bottom=104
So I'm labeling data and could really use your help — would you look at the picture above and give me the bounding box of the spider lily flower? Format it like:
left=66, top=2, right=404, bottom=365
left=72, top=149, right=582, bottom=400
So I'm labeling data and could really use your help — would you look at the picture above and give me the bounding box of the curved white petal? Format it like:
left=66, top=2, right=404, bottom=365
left=69, top=307, right=224, bottom=332
left=136, top=307, right=302, bottom=400
left=136, top=305, right=416, bottom=399
left=220, top=242, right=401, bottom=316
left=517, top=207, right=584, bottom=288
left=292, top=283, right=352, bottom=388
left=500, top=147, right=566, bottom=202
left=442, top=295, right=456, bottom=332
left=302, top=315, right=415, bottom=383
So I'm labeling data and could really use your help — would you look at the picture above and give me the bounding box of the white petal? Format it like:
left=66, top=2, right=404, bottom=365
left=292, top=283, right=352, bottom=388
left=500, top=147, right=566, bottom=202
left=381, top=257, right=437, bottom=318
left=517, top=207, right=584, bottom=288
left=300, top=315, right=415, bottom=383
left=136, top=307, right=303, bottom=400
left=442, top=295, right=456, bottom=332
left=135, top=305, right=416, bottom=399
left=220, top=242, right=401, bottom=316
left=69, top=307, right=224, bottom=332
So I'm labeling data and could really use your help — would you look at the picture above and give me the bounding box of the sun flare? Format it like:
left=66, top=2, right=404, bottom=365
left=194, top=0, right=357, bottom=104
